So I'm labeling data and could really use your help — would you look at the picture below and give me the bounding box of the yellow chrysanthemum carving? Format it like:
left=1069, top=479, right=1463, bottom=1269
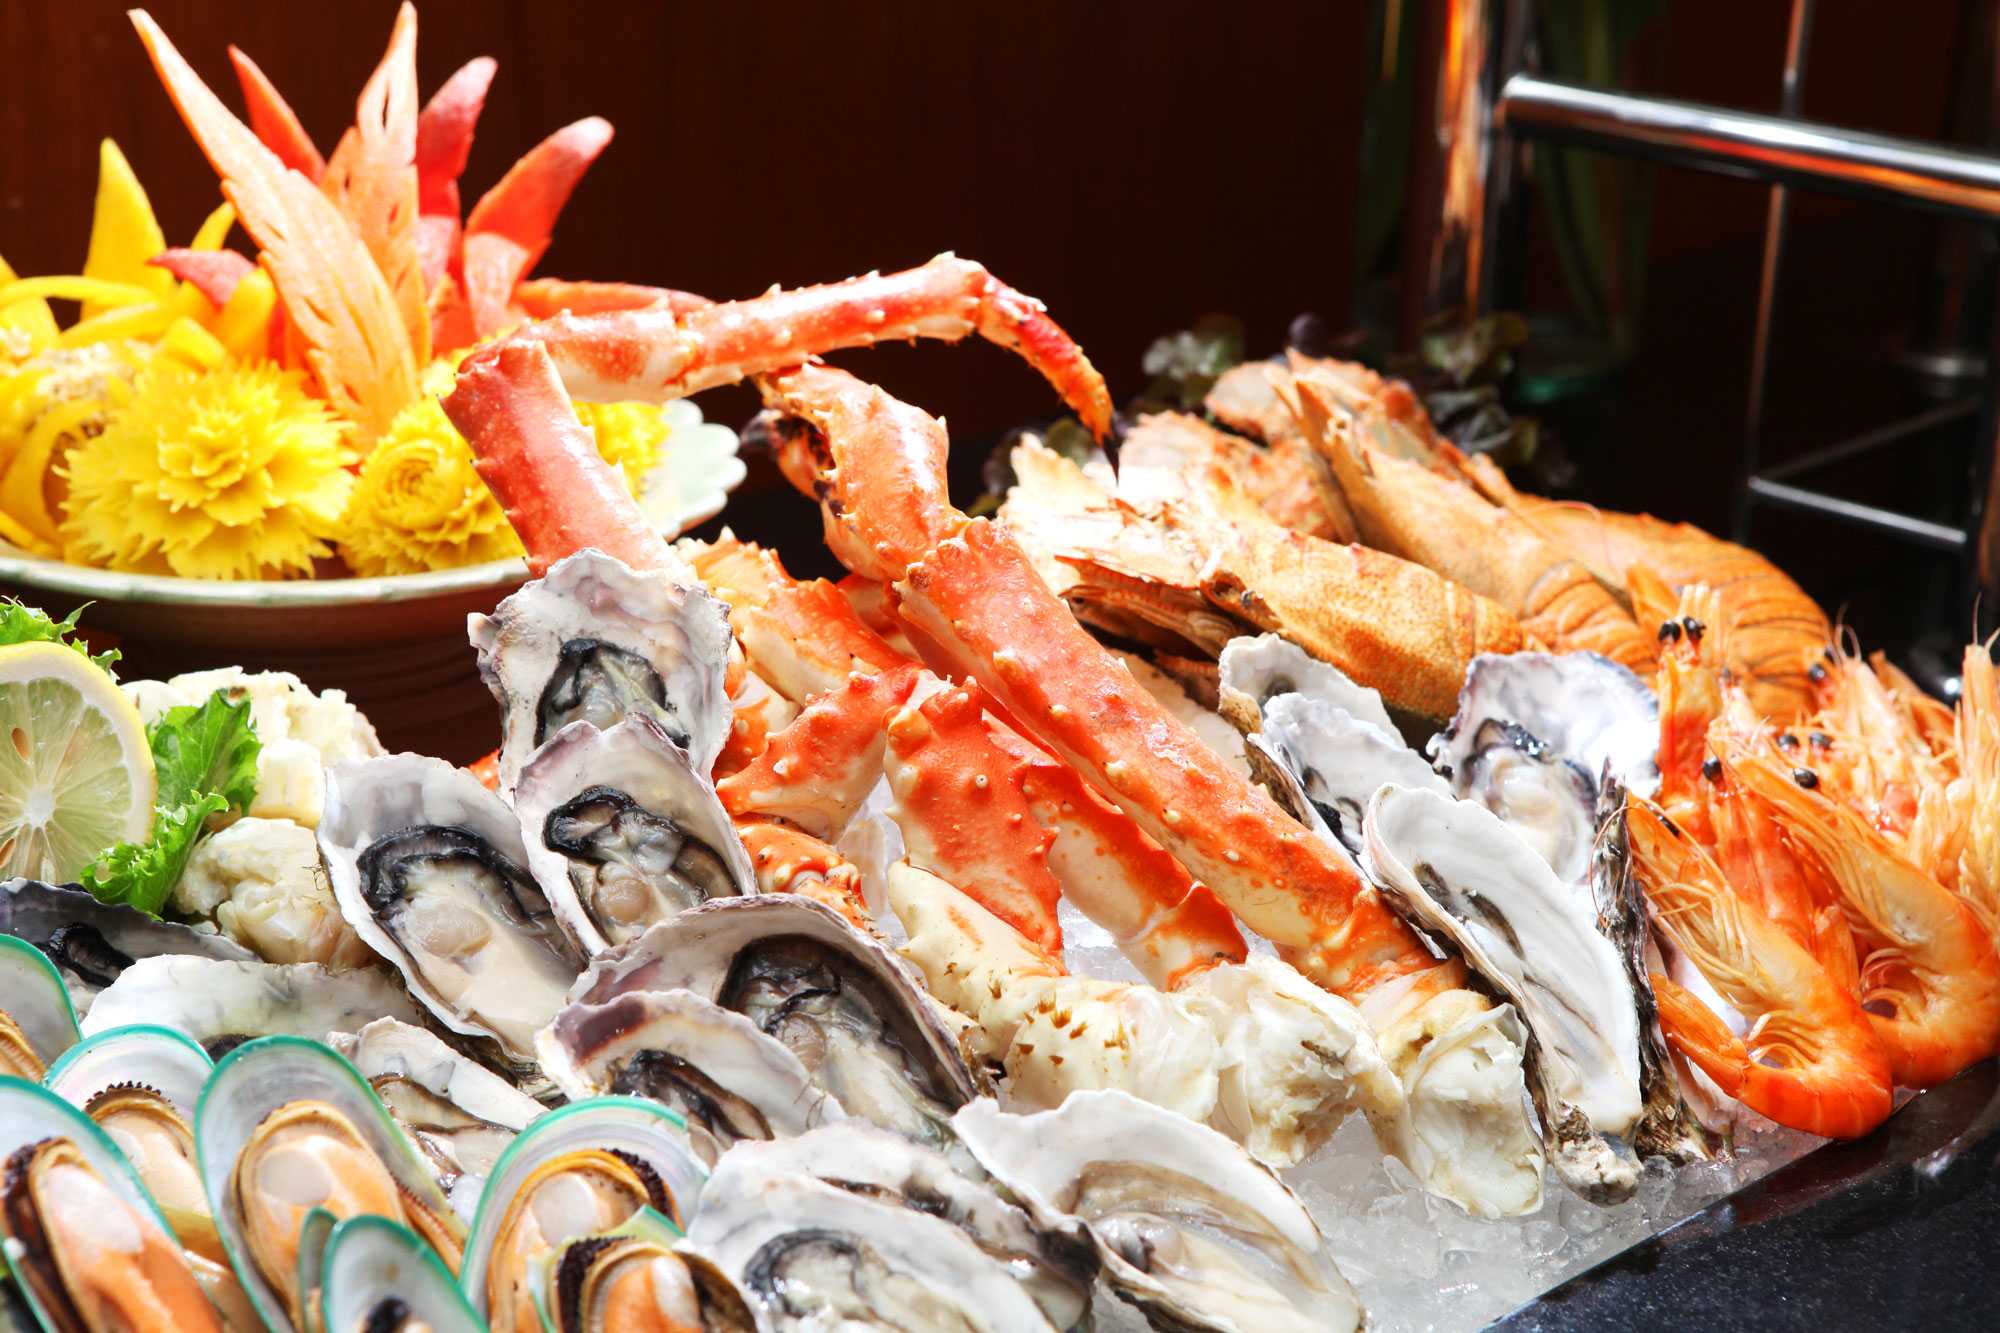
left=338, top=355, right=671, bottom=576
left=338, top=394, right=524, bottom=577
left=59, top=360, right=354, bottom=580
left=578, top=401, right=670, bottom=495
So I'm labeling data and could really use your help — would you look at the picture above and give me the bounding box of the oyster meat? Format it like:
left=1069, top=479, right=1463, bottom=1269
left=320, top=755, right=584, bottom=1065
left=536, top=987, right=842, bottom=1165
left=329, top=1017, right=547, bottom=1221
left=470, top=550, right=734, bottom=791
left=174, top=818, right=374, bottom=968
left=571, top=896, right=980, bottom=1155
left=718, top=1122, right=1099, bottom=1330
left=684, top=1164, right=1056, bottom=1332
left=1365, top=784, right=1645, bottom=1202
left=953, top=1090, right=1362, bottom=1333
left=514, top=717, right=755, bottom=957
left=80, top=956, right=422, bottom=1058
left=1429, top=651, right=1659, bottom=886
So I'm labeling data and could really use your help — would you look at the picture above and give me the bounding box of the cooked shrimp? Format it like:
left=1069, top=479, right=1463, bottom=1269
left=1954, top=641, right=2000, bottom=941
left=1732, top=750, right=2000, bottom=1086
left=1627, top=798, right=1892, bottom=1138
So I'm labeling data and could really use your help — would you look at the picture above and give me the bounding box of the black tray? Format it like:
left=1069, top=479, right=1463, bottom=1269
left=1495, top=1059, right=2000, bottom=1330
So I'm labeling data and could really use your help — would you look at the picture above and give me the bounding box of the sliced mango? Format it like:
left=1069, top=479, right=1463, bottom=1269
left=190, top=201, right=238, bottom=251
left=214, top=267, right=278, bottom=360
left=160, top=315, right=227, bottom=369
left=81, top=140, right=174, bottom=317
left=0, top=253, right=60, bottom=353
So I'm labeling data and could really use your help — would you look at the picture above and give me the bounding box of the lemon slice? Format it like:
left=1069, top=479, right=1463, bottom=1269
left=0, top=641, right=155, bottom=883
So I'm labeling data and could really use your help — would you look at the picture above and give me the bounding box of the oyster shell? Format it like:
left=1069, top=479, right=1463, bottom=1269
left=1216, top=632, right=1399, bottom=738
left=1365, top=784, right=1645, bottom=1202
left=514, top=718, right=755, bottom=957
left=80, top=957, right=423, bottom=1058
left=536, top=987, right=842, bottom=1165
left=719, top=1122, right=1099, bottom=1330
left=459, top=1097, right=707, bottom=1333
left=0, top=1079, right=224, bottom=1333
left=571, top=896, right=981, bottom=1155
left=1256, top=691, right=1449, bottom=857
left=470, top=550, right=734, bottom=791
left=952, top=1090, right=1362, bottom=1333
left=328, top=1018, right=547, bottom=1222
left=318, top=1214, right=484, bottom=1333
left=0, top=933, right=79, bottom=1080
left=683, top=1166, right=1056, bottom=1332
left=320, top=755, right=584, bottom=1065
left=1428, top=651, right=1659, bottom=886
left=1, top=877, right=254, bottom=1014
left=196, top=1036, right=466, bottom=1333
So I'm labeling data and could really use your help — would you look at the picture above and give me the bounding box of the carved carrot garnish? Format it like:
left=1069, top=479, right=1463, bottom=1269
left=226, top=45, right=325, bottom=181
left=415, top=56, right=497, bottom=287
left=134, top=9, right=418, bottom=437
left=320, top=2, right=429, bottom=364
left=460, top=118, right=614, bottom=336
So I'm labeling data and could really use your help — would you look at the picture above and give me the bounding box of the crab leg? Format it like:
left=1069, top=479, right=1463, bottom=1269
left=475, top=253, right=1113, bottom=438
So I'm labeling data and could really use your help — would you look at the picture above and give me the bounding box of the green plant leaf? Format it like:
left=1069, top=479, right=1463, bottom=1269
left=80, top=794, right=228, bottom=916
left=0, top=598, right=120, bottom=674
left=148, top=691, right=260, bottom=813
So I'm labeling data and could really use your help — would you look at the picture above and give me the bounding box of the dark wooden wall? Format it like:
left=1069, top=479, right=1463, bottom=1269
left=0, top=1, right=1979, bottom=641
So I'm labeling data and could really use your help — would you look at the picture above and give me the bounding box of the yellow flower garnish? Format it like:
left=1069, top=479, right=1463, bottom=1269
left=59, top=360, right=355, bottom=580
left=337, top=354, right=672, bottom=575
left=338, top=392, right=524, bottom=577
left=577, top=400, right=669, bottom=495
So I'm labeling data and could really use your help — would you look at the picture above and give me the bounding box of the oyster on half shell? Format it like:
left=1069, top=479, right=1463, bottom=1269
left=1365, top=784, right=1645, bottom=1202
left=571, top=896, right=981, bottom=1156
left=471, top=550, right=734, bottom=791
left=320, top=755, right=584, bottom=1067
left=514, top=717, right=755, bottom=957
left=536, top=987, right=842, bottom=1165
left=953, top=1090, right=1362, bottom=1333
left=1428, top=651, right=1659, bottom=887
left=80, top=956, right=423, bottom=1059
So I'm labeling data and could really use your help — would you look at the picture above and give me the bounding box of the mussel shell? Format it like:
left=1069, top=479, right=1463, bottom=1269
left=470, top=551, right=734, bottom=793
left=513, top=717, right=755, bottom=958
left=0, top=1077, right=206, bottom=1333
left=458, top=1096, right=706, bottom=1322
left=196, top=1036, right=465, bottom=1333
left=319, top=1213, right=484, bottom=1333
left=44, top=1023, right=211, bottom=1120
left=0, top=935, right=79, bottom=1080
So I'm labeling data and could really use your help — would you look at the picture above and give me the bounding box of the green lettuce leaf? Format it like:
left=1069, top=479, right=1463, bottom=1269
left=81, top=794, right=229, bottom=916
left=0, top=598, right=119, bottom=674
left=80, top=690, right=260, bottom=916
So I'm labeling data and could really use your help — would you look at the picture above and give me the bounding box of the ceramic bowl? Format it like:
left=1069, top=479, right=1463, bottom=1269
left=0, top=401, right=745, bottom=760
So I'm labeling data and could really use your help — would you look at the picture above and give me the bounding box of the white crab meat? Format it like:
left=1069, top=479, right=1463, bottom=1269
left=125, top=666, right=383, bottom=828
left=175, top=818, right=373, bottom=969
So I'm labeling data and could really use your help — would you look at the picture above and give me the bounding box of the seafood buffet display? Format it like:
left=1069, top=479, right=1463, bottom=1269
left=4, top=6, right=2000, bottom=1332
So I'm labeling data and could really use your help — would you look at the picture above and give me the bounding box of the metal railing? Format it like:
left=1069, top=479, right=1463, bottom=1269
left=1411, top=0, right=2000, bottom=622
